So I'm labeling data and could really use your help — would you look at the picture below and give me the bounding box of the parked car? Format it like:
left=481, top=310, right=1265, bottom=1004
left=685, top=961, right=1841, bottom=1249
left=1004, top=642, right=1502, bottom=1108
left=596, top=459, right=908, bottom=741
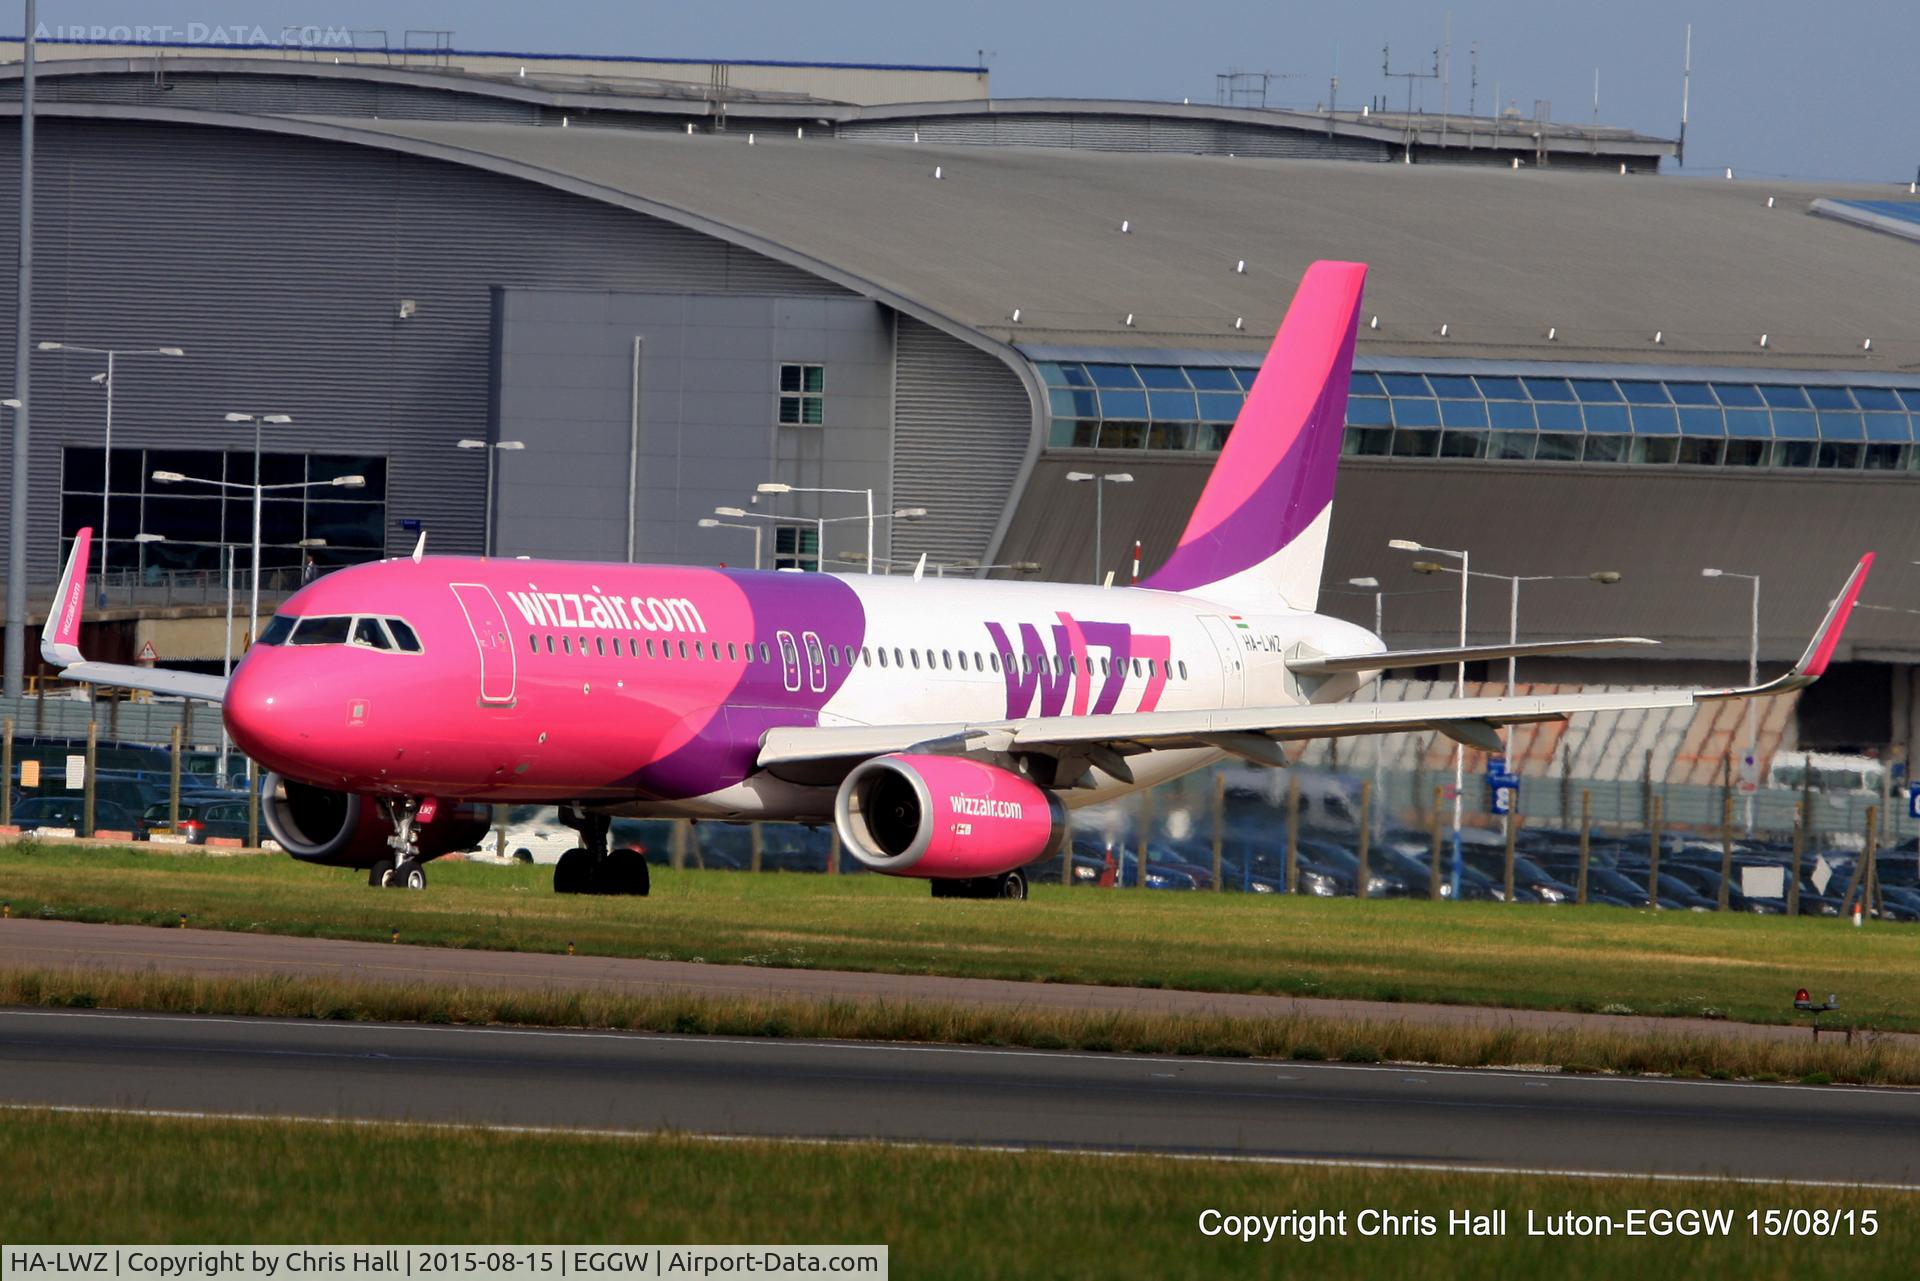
left=11, top=795, right=138, bottom=836
left=141, top=795, right=253, bottom=845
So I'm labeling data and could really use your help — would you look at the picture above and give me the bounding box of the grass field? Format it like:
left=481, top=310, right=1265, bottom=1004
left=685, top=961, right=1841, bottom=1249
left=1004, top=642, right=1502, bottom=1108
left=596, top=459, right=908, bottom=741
left=3, top=842, right=1918, bottom=1031
left=2, top=1109, right=1915, bottom=1279
left=8, top=965, right=1919, bottom=1085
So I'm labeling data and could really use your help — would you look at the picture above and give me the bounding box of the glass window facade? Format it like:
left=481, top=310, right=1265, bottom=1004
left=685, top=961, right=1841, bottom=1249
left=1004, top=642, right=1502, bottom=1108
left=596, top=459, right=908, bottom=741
left=1036, top=360, right=1920, bottom=472
left=60, top=447, right=388, bottom=576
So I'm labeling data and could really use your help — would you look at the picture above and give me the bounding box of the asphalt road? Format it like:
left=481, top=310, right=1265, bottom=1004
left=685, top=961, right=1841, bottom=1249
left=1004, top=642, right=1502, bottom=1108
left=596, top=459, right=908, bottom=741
left=3, top=1008, right=1918, bottom=1186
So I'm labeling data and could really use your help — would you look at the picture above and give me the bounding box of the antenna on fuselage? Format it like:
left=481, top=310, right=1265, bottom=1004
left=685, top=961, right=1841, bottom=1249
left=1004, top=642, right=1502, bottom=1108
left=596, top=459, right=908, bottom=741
left=912, top=552, right=928, bottom=582
left=411, top=531, right=427, bottom=564
left=1103, top=569, right=1115, bottom=589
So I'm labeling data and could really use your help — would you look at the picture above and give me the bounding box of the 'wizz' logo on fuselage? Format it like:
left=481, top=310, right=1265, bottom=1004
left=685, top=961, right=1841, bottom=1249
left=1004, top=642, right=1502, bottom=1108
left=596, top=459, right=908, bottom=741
left=985, top=612, right=1172, bottom=719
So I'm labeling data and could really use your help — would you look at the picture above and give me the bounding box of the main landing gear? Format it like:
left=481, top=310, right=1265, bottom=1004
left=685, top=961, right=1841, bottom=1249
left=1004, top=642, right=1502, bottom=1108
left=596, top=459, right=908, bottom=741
left=552, top=805, right=650, bottom=897
left=369, top=797, right=430, bottom=891
left=930, top=870, right=1028, bottom=901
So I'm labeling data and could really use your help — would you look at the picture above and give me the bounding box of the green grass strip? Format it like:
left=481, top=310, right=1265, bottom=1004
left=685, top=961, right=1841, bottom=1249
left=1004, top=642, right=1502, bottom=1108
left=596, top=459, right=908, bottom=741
left=1, top=1109, right=1916, bottom=1278
left=5, top=841, right=1919, bottom=1030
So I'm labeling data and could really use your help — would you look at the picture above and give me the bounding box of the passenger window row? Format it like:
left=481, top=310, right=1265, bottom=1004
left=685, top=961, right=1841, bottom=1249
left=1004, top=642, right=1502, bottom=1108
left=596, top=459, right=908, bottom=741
left=523, top=633, right=1191, bottom=682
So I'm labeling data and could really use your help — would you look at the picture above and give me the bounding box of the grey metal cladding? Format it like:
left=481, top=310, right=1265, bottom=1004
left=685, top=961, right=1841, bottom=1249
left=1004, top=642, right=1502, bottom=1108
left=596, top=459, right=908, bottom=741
left=0, top=117, right=847, bottom=580
left=891, top=317, right=1032, bottom=566
left=839, top=112, right=1389, bottom=160
left=0, top=70, right=549, bottom=123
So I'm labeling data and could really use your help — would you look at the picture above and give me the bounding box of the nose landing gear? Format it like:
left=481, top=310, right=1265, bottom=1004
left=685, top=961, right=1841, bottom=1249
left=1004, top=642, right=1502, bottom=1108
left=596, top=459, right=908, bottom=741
left=369, top=797, right=430, bottom=890
left=552, top=804, right=650, bottom=896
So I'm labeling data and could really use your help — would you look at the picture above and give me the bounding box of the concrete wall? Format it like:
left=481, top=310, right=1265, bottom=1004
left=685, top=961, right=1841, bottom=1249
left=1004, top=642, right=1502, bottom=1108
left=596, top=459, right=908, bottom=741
left=491, top=289, right=894, bottom=567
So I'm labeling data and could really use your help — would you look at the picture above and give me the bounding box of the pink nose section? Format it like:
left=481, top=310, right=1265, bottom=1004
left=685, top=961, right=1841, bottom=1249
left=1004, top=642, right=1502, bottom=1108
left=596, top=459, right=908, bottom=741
left=222, top=654, right=304, bottom=773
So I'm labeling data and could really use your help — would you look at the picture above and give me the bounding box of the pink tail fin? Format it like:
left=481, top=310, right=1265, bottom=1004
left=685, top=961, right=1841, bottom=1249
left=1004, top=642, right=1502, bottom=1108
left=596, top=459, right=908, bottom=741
left=1143, top=260, right=1366, bottom=610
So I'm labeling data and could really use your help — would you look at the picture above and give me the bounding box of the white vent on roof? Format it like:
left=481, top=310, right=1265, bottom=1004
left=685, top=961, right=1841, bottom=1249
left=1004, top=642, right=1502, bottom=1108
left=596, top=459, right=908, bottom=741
left=562, top=117, right=569, bottom=127
left=748, top=133, right=755, bottom=144
left=1234, top=317, right=1244, bottom=330
left=686, top=122, right=694, bottom=135
left=1235, top=259, right=1246, bottom=273
left=1438, top=323, right=1449, bottom=337
left=797, top=126, right=804, bottom=140
left=1766, top=196, right=1775, bottom=208
left=1369, top=314, right=1379, bottom=330
left=1124, top=313, right=1135, bottom=327
left=1010, top=308, right=1021, bottom=323
left=1120, top=219, right=1131, bottom=233
left=1864, top=338, right=1874, bottom=351
left=1725, top=167, right=1734, bottom=179
left=1653, top=331, right=1664, bottom=344
left=1759, top=333, right=1770, bottom=348
left=1619, top=163, right=1627, bottom=175
left=1546, top=326, right=1558, bottom=341
left=913, top=130, right=920, bottom=143
left=933, top=165, right=943, bottom=179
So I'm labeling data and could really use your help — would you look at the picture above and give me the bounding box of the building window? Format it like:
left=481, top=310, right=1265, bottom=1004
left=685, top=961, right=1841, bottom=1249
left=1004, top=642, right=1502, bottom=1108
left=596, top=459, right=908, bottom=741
left=59, top=446, right=389, bottom=582
left=772, top=523, right=820, bottom=572
left=778, top=363, right=825, bottom=425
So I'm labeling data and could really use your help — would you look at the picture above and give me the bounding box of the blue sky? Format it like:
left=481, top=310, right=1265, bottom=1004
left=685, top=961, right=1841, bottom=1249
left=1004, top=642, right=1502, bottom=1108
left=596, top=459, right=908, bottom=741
left=21, top=0, right=1920, bottom=181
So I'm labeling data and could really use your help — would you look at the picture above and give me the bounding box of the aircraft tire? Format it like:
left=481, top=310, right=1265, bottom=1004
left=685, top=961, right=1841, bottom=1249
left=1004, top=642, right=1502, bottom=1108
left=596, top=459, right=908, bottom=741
left=399, top=859, right=427, bottom=891
left=602, top=847, right=651, bottom=896
left=997, top=870, right=1029, bottom=901
left=553, top=848, right=592, bottom=894
left=369, top=858, right=395, bottom=889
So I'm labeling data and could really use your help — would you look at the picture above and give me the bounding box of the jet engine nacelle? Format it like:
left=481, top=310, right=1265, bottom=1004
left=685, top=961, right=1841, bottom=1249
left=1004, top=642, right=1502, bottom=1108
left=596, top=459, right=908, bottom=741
left=834, top=754, right=1066, bottom=879
left=261, top=772, right=490, bottom=867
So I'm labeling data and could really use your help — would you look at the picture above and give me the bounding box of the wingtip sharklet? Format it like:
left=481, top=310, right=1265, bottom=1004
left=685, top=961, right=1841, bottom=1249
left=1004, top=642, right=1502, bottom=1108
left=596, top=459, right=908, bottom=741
left=40, top=527, right=91, bottom=668
left=1699, top=551, right=1872, bottom=700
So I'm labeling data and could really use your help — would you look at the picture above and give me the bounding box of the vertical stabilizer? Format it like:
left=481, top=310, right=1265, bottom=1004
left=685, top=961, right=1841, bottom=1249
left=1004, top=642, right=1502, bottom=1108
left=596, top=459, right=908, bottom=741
left=1143, top=260, right=1367, bottom=611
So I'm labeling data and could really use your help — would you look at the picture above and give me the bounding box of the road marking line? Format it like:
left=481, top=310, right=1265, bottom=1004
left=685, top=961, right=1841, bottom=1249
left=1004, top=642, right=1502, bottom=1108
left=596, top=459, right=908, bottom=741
left=3, top=1102, right=1915, bottom=1192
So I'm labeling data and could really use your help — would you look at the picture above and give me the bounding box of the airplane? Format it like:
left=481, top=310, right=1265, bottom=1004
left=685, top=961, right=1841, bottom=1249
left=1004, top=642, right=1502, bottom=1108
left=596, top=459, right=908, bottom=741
left=40, top=260, right=1873, bottom=897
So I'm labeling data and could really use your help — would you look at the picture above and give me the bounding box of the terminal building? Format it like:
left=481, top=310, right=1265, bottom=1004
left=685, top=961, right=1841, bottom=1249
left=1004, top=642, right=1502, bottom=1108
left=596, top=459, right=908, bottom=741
left=2, top=37, right=1918, bottom=787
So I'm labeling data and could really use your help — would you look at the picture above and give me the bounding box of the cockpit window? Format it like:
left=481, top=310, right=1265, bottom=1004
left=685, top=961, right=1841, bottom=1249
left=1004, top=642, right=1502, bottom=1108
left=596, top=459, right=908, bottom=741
left=288, top=616, right=352, bottom=646
left=351, top=618, right=392, bottom=650
left=257, top=614, right=298, bottom=646
left=387, top=619, right=422, bottom=653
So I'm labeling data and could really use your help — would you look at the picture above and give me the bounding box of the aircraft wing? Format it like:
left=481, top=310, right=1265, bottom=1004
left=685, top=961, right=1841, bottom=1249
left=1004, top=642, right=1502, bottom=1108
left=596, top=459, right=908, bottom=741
left=759, top=553, right=1872, bottom=777
left=38, top=528, right=231, bottom=703
left=1286, top=636, right=1657, bottom=676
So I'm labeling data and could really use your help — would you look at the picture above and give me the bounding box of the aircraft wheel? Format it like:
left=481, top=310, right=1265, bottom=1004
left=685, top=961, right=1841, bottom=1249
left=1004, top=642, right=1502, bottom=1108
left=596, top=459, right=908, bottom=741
left=997, top=870, right=1029, bottom=901
left=601, top=847, right=651, bottom=896
left=369, top=858, right=395, bottom=889
left=553, top=847, right=592, bottom=894
left=398, top=859, right=427, bottom=891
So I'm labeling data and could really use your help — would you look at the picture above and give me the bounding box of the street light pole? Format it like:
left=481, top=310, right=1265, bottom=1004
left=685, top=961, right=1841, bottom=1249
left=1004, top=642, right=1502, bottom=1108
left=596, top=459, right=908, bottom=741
left=1065, top=472, right=1134, bottom=584
left=457, top=439, right=525, bottom=556
left=38, top=343, right=186, bottom=605
left=1703, top=567, right=1760, bottom=833
left=1390, top=537, right=1468, bottom=898
left=225, top=412, right=293, bottom=646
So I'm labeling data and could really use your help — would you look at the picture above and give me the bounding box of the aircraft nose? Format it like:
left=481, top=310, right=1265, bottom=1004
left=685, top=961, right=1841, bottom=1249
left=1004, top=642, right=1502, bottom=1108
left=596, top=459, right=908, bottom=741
left=223, top=652, right=313, bottom=775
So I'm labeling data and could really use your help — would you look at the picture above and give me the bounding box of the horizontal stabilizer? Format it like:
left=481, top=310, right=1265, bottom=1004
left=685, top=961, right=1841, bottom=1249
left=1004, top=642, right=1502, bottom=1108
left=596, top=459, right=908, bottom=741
left=1288, top=637, right=1657, bottom=677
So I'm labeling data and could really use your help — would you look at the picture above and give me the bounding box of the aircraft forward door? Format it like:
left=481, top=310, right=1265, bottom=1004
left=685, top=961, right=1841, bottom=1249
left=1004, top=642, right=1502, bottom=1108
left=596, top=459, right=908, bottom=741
left=1199, top=616, right=1246, bottom=708
left=450, top=583, right=517, bottom=706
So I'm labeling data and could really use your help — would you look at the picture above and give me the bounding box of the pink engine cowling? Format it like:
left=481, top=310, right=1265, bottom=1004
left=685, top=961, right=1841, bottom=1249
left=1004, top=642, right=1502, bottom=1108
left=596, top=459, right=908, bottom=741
left=834, top=754, right=1066, bottom=879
